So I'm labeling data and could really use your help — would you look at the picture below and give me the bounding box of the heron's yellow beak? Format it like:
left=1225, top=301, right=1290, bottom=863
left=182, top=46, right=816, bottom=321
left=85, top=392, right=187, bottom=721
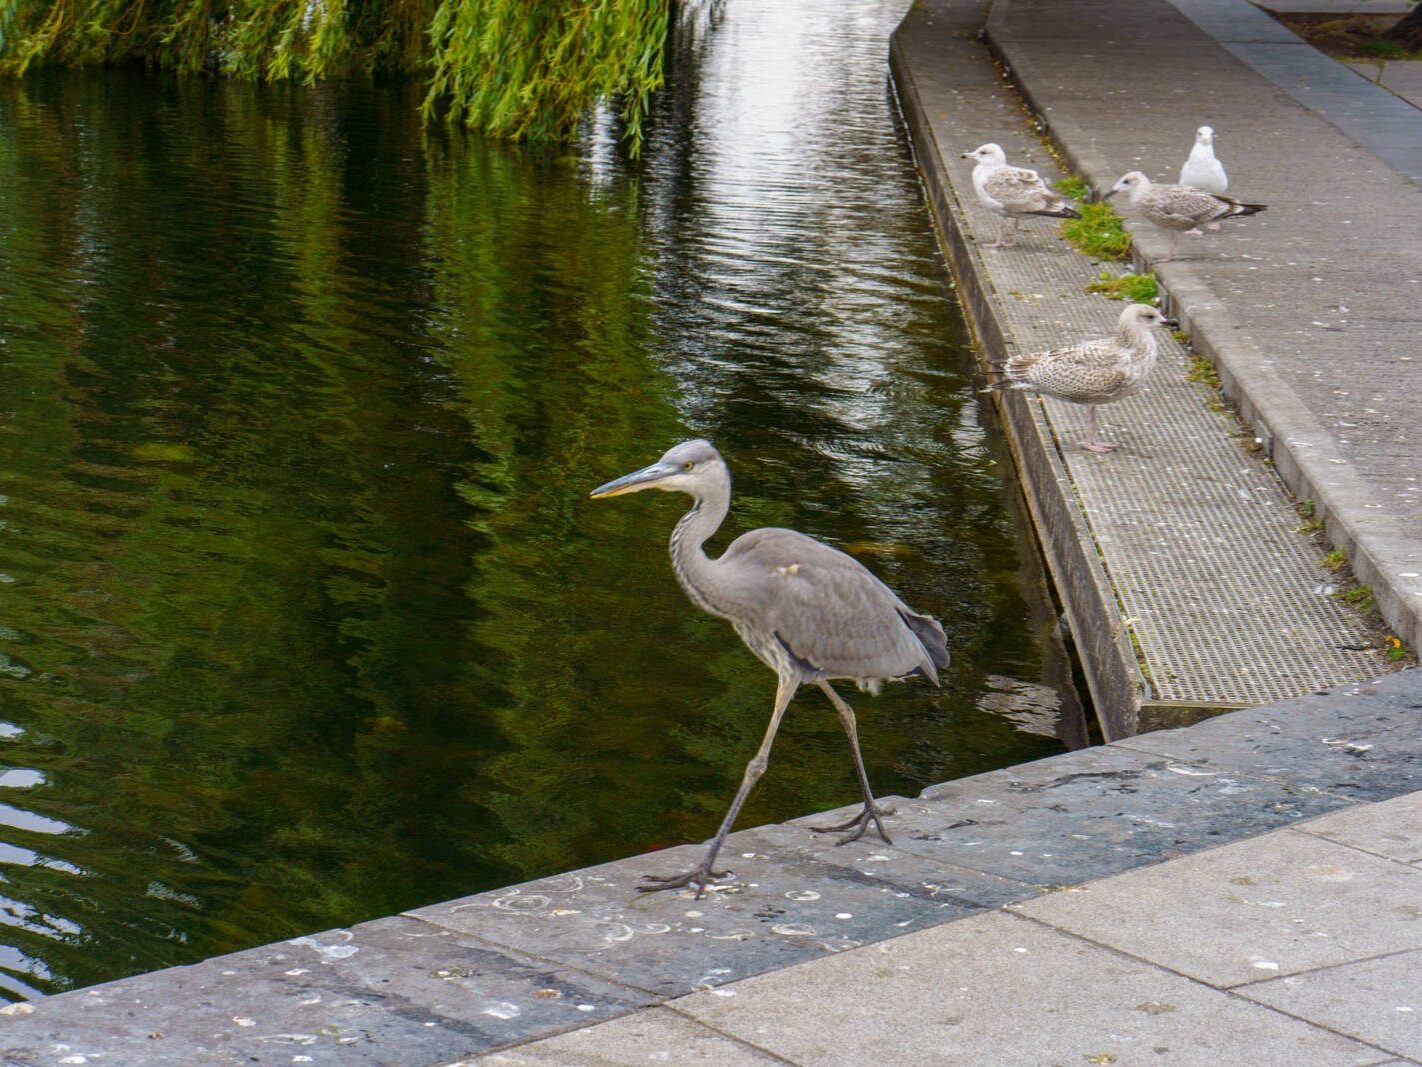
left=590, top=462, right=680, bottom=499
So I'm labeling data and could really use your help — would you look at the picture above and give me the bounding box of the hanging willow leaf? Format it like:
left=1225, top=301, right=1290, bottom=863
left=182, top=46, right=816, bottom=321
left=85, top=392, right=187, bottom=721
left=0, top=0, right=674, bottom=155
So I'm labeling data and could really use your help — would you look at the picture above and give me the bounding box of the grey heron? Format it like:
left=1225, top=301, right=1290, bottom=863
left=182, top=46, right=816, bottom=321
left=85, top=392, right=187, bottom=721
left=591, top=439, right=950, bottom=897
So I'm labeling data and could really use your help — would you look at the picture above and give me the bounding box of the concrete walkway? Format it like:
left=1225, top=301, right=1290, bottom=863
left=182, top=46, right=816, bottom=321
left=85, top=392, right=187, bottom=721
left=488, top=789, right=1422, bottom=1065
left=986, top=0, right=1422, bottom=652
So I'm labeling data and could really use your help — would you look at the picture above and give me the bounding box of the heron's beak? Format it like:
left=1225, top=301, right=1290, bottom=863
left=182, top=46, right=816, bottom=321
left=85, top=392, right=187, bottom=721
left=590, top=462, right=680, bottom=499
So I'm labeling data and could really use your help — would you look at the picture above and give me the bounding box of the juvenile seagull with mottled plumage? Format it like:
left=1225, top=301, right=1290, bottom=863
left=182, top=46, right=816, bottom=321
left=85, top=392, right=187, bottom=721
left=961, top=143, right=1080, bottom=248
left=591, top=440, right=950, bottom=898
left=988, top=304, right=1175, bottom=453
left=1107, top=171, right=1264, bottom=261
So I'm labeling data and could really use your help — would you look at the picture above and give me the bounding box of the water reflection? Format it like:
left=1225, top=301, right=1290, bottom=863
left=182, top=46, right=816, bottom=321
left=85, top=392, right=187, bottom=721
left=0, top=0, right=1079, bottom=999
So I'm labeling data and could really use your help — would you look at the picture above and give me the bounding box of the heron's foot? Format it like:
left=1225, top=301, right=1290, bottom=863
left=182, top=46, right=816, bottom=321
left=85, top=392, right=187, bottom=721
left=637, top=864, right=729, bottom=899
left=810, top=801, right=896, bottom=846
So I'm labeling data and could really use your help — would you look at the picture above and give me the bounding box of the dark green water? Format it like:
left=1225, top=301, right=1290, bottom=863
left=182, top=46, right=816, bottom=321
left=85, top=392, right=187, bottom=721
left=0, top=0, right=1080, bottom=1000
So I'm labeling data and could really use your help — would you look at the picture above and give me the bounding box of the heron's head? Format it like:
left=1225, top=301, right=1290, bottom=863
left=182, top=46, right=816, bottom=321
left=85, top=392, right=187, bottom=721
left=1119, top=303, right=1177, bottom=331
left=590, top=439, right=728, bottom=500
left=1104, top=171, right=1148, bottom=199
left=1196, top=125, right=1214, bottom=146
left=961, top=143, right=1006, bottom=166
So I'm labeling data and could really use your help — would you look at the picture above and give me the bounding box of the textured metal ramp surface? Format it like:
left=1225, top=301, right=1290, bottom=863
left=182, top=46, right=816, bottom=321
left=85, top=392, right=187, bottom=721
left=943, top=138, right=1377, bottom=707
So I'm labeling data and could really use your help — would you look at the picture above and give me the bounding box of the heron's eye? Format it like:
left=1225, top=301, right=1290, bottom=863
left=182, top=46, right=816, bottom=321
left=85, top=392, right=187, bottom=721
left=682, top=461, right=694, bottom=471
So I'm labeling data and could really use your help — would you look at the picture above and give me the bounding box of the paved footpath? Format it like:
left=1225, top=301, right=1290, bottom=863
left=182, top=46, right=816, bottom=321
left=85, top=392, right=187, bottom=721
left=491, top=788, right=1422, bottom=1065
left=987, top=0, right=1422, bottom=652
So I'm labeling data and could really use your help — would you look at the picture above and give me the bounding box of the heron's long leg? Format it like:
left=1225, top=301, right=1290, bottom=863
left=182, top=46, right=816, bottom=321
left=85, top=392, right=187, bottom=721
left=808, top=681, right=895, bottom=846
left=639, top=674, right=799, bottom=898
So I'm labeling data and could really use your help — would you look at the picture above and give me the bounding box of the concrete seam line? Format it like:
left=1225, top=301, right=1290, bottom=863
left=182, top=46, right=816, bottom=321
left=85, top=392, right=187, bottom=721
left=1277, top=825, right=1422, bottom=874
left=658, top=1004, right=805, bottom=1065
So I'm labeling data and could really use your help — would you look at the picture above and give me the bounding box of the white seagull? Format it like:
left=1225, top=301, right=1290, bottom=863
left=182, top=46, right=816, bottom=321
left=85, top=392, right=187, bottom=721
left=961, top=143, right=1081, bottom=249
left=1179, top=125, right=1228, bottom=195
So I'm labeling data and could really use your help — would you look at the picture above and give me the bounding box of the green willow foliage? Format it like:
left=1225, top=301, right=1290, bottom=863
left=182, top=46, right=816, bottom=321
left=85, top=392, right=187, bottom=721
left=0, top=0, right=671, bottom=153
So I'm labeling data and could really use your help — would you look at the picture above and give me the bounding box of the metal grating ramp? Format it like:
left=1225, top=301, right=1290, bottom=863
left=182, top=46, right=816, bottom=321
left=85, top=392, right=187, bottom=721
left=947, top=146, right=1378, bottom=709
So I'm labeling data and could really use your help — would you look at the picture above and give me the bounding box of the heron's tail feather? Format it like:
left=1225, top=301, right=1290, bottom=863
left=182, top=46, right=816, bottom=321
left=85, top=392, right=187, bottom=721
left=899, top=608, right=950, bottom=684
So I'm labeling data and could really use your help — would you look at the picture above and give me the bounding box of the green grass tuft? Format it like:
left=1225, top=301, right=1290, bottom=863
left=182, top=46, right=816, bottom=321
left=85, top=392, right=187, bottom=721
left=1186, top=355, right=1221, bottom=389
left=1086, top=271, right=1157, bottom=303
left=1321, top=549, right=1347, bottom=572
left=1061, top=202, right=1131, bottom=261
left=1054, top=176, right=1091, bottom=201
left=1341, top=584, right=1377, bottom=614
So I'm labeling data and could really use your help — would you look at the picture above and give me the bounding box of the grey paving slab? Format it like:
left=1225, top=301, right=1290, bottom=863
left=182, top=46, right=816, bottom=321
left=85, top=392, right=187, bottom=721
left=1014, top=825, right=1422, bottom=987
left=674, top=910, right=1386, bottom=1066
left=875, top=742, right=1354, bottom=886
left=407, top=826, right=1024, bottom=1000
left=0, top=915, right=650, bottom=1066
left=1116, top=669, right=1422, bottom=801
left=1240, top=950, right=1422, bottom=1061
left=1294, top=790, right=1422, bottom=862
left=473, top=1007, right=789, bottom=1066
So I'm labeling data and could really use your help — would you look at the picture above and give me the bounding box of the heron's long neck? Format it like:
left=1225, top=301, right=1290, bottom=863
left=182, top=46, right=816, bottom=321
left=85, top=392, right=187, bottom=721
left=669, top=480, right=734, bottom=618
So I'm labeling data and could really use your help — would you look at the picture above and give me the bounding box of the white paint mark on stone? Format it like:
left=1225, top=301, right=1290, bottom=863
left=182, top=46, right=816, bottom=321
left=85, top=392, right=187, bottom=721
left=576, top=1005, right=596, bottom=1013
left=0, top=1003, right=34, bottom=1015
left=835, top=913, right=852, bottom=920
left=684, top=911, right=704, bottom=918
left=711, top=988, right=737, bottom=997
left=60, top=1058, right=87, bottom=1065
left=1166, top=764, right=1216, bottom=777
left=785, top=890, right=820, bottom=902
left=233, top=1017, right=257, bottom=1027
left=483, top=1002, right=522, bottom=1020
left=771, top=923, right=817, bottom=937
left=285, top=969, right=310, bottom=976
left=1250, top=960, right=1281, bottom=971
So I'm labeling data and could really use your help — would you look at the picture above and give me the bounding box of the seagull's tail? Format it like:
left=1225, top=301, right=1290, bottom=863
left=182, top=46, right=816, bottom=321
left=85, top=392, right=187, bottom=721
left=1218, top=197, right=1266, bottom=218
left=1027, top=204, right=1082, bottom=220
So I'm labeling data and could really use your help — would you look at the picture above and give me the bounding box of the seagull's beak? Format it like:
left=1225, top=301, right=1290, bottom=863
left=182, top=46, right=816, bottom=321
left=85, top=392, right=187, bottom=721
left=1161, top=317, right=1179, bottom=328
left=590, top=462, right=680, bottom=499
left=1103, top=187, right=1120, bottom=199
left=960, top=152, right=973, bottom=159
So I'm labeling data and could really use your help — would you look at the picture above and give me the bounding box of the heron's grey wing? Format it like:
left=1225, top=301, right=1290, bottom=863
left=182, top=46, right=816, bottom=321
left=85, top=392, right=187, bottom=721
left=723, top=529, right=943, bottom=683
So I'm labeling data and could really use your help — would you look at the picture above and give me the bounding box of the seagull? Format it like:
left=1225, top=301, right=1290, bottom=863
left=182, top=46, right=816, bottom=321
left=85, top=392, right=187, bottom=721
left=961, top=143, right=1081, bottom=249
left=987, top=304, right=1175, bottom=453
left=1179, top=126, right=1227, bottom=195
left=1106, top=172, right=1265, bottom=261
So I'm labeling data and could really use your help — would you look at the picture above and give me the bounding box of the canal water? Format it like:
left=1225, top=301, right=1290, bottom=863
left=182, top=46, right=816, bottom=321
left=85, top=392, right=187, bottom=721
left=0, top=0, right=1081, bottom=999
